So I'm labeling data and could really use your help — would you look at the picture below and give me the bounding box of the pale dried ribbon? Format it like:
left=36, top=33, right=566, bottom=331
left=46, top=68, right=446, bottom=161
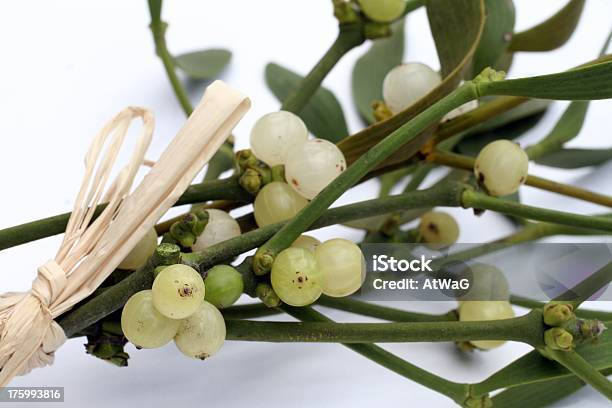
left=0, top=80, right=250, bottom=385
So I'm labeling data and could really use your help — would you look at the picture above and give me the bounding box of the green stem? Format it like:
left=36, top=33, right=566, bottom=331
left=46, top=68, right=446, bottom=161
left=462, top=189, right=612, bottom=233
left=546, top=349, right=612, bottom=401
left=318, top=295, right=456, bottom=322
left=221, top=303, right=281, bottom=320
left=254, top=84, right=478, bottom=274
left=222, top=296, right=458, bottom=323
left=511, top=295, right=612, bottom=321
left=430, top=150, right=612, bottom=208
left=282, top=306, right=468, bottom=404
left=428, top=222, right=550, bottom=270
left=57, top=182, right=463, bottom=337
left=225, top=309, right=544, bottom=346
left=0, top=176, right=248, bottom=251
left=555, top=260, right=612, bottom=309
left=281, top=24, right=365, bottom=114
left=432, top=96, right=529, bottom=145
left=148, top=1, right=193, bottom=116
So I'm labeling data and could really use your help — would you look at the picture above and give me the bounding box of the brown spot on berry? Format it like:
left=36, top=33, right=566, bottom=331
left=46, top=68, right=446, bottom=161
left=291, top=178, right=299, bottom=186
left=427, top=222, right=439, bottom=234
left=178, top=286, right=193, bottom=297
left=297, top=276, right=304, bottom=283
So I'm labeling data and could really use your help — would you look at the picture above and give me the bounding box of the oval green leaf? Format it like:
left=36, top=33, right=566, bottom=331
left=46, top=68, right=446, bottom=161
left=265, top=63, right=348, bottom=142
left=535, top=148, right=612, bottom=169
left=174, top=49, right=232, bottom=80
left=509, top=0, right=586, bottom=52
left=338, top=0, right=486, bottom=166
left=352, top=19, right=406, bottom=124
left=474, top=325, right=612, bottom=394
left=491, top=373, right=597, bottom=408
left=455, top=98, right=550, bottom=156
left=525, top=101, right=590, bottom=160
left=472, top=0, right=516, bottom=76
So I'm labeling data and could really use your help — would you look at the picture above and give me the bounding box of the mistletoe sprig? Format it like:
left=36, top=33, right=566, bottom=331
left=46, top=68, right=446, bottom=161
left=2, top=0, right=612, bottom=406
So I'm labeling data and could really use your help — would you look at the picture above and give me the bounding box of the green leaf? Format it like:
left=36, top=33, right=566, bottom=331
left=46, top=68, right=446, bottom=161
left=265, top=63, right=348, bottom=143
left=491, top=375, right=588, bottom=408
left=174, top=49, right=232, bottom=80
left=472, top=0, right=516, bottom=76
left=352, top=19, right=406, bottom=124
left=473, top=323, right=612, bottom=394
left=478, top=60, right=612, bottom=100
left=338, top=0, right=486, bottom=166
left=456, top=98, right=550, bottom=156
left=525, top=101, right=590, bottom=160
left=525, top=30, right=612, bottom=163
left=535, top=148, right=612, bottom=169
left=467, top=98, right=551, bottom=135
left=509, top=0, right=586, bottom=52
left=457, top=109, right=547, bottom=156
left=427, top=0, right=485, bottom=77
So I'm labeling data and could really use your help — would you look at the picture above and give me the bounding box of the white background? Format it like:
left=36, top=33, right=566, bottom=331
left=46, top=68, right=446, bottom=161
left=1, top=0, right=612, bottom=407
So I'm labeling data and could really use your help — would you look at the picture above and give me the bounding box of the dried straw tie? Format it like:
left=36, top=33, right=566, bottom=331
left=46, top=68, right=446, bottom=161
left=0, top=81, right=250, bottom=385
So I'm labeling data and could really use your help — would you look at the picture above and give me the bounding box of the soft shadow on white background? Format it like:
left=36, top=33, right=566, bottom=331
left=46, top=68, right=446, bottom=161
left=0, top=1, right=611, bottom=407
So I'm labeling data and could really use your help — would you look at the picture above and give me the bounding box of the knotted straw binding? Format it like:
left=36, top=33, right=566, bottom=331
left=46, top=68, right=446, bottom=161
left=0, top=81, right=250, bottom=385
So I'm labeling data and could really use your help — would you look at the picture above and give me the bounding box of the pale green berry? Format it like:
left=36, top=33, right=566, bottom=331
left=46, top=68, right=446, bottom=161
left=458, top=263, right=510, bottom=303
left=250, top=111, right=308, bottom=166
left=285, top=139, right=346, bottom=200
left=383, top=63, right=441, bottom=114
left=418, top=211, right=459, bottom=247
left=291, top=235, right=321, bottom=253
left=271, top=247, right=322, bottom=307
left=315, top=238, right=366, bottom=298
left=254, top=182, right=308, bottom=227
left=204, top=265, right=244, bottom=309
left=358, top=0, right=406, bottom=23
left=121, top=290, right=180, bottom=349
left=152, top=264, right=205, bottom=319
left=459, top=301, right=515, bottom=350
left=192, top=209, right=241, bottom=251
left=474, top=140, right=529, bottom=197
left=174, top=301, right=226, bottom=360
left=118, top=228, right=158, bottom=270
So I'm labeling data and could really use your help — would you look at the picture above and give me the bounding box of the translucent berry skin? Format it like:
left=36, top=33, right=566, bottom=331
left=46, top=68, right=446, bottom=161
left=418, top=211, right=459, bottom=247
left=357, top=0, right=406, bottom=23
left=285, top=139, right=347, bottom=200
left=121, top=290, right=180, bottom=349
left=474, top=140, right=529, bottom=197
left=118, top=228, right=158, bottom=270
left=459, top=301, right=515, bottom=350
left=315, top=238, right=366, bottom=298
left=271, top=247, right=322, bottom=307
left=204, top=265, right=244, bottom=309
left=250, top=111, right=308, bottom=166
left=192, top=209, right=241, bottom=252
left=458, top=263, right=510, bottom=303
left=152, top=264, right=205, bottom=319
left=383, top=63, right=441, bottom=114
left=254, top=182, right=309, bottom=227
left=291, top=235, right=321, bottom=253
left=174, top=301, right=226, bottom=360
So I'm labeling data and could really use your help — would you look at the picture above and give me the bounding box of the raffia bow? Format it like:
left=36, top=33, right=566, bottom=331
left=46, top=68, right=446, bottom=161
left=0, top=81, right=250, bottom=385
